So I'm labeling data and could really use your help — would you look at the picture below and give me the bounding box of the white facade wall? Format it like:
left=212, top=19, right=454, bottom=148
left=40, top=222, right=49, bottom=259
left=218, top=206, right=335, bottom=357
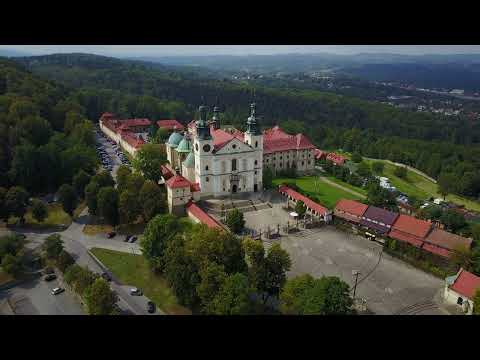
left=444, top=285, right=475, bottom=315
left=167, top=185, right=191, bottom=215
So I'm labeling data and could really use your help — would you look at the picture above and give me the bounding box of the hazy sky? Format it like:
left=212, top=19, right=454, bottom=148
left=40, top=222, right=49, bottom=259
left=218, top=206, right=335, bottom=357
left=2, top=45, right=480, bottom=57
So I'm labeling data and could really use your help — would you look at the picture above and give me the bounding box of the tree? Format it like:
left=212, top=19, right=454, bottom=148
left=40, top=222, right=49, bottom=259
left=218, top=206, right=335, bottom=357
left=301, top=276, right=354, bottom=315
left=356, top=161, right=372, bottom=179
left=31, top=199, right=48, bottom=223
left=372, top=162, right=384, bottom=174
left=72, top=170, right=91, bottom=198
left=58, top=184, right=77, bottom=216
left=441, top=210, right=466, bottom=233
left=211, top=273, right=252, bottom=315
left=0, top=187, right=8, bottom=220
left=351, top=152, right=362, bottom=163
left=116, top=165, right=132, bottom=194
left=280, top=274, right=316, bottom=314
left=225, top=209, right=245, bottom=234
left=153, top=127, right=170, bottom=144
left=97, top=187, right=119, bottom=226
left=84, top=278, right=118, bottom=315
left=56, top=250, right=75, bottom=273
left=132, top=143, right=167, bottom=183
left=85, top=181, right=100, bottom=215
left=5, top=186, right=29, bottom=222
left=92, top=171, right=115, bottom=189
left=393, top=166, right=407, bottom=179
left=141, top=214, right=180, bottom=272
left=43, top=234, right=64, bottom=259
left=139, top=180, right=166, bottom=221
left=164, top=235, right=200, bottom=307
left=366, top=182, right=398, bottom=211
left=295, top=200, right=307, bottom=218
left=474, top=289, right=480, bottom=315
left=125, top=173, right=145, bottom=195
left=264, top=243, right=292, bottom=302
left=451, top=245, right=473, bottom=271
left=118, top=189, right=141, bottom=224
left=64, top=265, right=96, bottom=296
left=196, top=261, right=227, bottom=313
left=1, top=253, right=22, bottom=276
left=263, top=167, right=274, bottom=190
left=438, top=172, right=457, bottom=200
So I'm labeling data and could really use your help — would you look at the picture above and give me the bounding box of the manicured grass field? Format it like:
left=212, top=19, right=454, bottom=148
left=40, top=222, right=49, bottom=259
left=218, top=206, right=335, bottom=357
left=325, top=175, right=368, bottom=196
left=90, top=248, right=191, bottom=315
left=273, top=176, right=364, bottom=209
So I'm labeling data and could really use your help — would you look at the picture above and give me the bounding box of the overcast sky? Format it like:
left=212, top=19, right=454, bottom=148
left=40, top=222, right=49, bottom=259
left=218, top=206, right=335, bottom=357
left=2, top=45, right=480, bottom=57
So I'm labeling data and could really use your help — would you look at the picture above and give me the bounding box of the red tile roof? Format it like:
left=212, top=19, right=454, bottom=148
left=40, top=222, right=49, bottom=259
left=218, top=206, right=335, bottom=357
left=391, top=214, right=432, bottom=239
left=165, top=174, right=191, bottom=189
left=335, top=199, right=369, bottom=217
left=422, top=242, right=452, bottom=258
left=278, top=185, right=328, bottom=217
left=389, top=229, right=425, bottom=248
left=157, top=120, right=184, bottom=131
left=263, top=126, right=315, bottom=154
left=186, top=201, right=223, bottom=230
left=190, top=183, right=201, bottom=192
left=450, top=268, right=480, bottom=299
left=211, top=127, right=245, bottom=151
left=161, top=165, right=174, bottom=180
left=121, top=118, right=151, bottom=127
left=314, top=149, right=327, bottom=160
left=326, top=153, right=346, bottom=165
left=121, top=131, right=145, bottom=149
left=425, top=228, right=472, bottom=252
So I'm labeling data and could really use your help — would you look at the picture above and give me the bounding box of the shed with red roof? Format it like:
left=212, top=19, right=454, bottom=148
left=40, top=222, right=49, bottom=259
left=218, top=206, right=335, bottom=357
left=186, top=201, right=223, bottom=230
left=278, top=185, right=332, bottom=222
left=423, top=228, right=472, bottom=259
left=388, top=214, right=432, bottom=248
left=334, top=199, right=369, bottom=224
left=444, top=268, right=480, bottom=315
left=360, top=206, right=399, bottom=234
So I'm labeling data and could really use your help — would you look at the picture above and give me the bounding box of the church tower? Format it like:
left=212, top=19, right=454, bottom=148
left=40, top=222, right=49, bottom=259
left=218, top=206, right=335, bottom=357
left=211, top=104, right=221, bottom=130
left=244, top=101, right=264, bottom=192
left=194, top=104, right=214, bottom=194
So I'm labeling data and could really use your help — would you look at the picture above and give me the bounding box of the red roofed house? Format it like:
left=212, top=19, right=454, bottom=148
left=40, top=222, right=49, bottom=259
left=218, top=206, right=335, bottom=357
left=444, top=268, right=480, bottom=314
left=314, top=148, right=327, bottom=161
left=185, top=201, right=223, bottom=230
left=99, top=113, right=151, bottom=156
left=278, top=185, right=332, bottom=222
left=165, top=170, right=201, bottom=215
left=157, top=119, right=185, bottom=132
left=423, top=228, right=472, bottom=259
left=388, top=214, right=433, bottom=248
left=263, top=126, right=316, bottom=175
left=334, top=199, right=369, bottom=224
left=326, top=152, right=346, bottom=166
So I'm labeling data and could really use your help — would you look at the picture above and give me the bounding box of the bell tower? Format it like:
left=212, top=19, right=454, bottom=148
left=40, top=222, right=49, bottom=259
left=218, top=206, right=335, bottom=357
left=244, top=98, right=264, bottom=192
left=194, top=103, right=214, bottom=194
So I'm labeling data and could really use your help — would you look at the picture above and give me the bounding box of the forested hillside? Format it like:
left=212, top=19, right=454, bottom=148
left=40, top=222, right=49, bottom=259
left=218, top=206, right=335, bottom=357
left=0, top=58, right=97, bottom=194
left=12, top=53, right=480, bottom=201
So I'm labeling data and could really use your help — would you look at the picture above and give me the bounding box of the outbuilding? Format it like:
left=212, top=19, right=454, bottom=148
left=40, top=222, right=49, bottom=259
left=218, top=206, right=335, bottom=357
left=444, top=268, right=480, bottom=315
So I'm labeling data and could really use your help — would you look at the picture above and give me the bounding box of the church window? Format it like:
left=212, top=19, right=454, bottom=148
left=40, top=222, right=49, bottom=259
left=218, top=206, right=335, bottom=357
left=255, top=141, right=258, bottom=148
left=206, top=177, right=209, bottom=182
left=242, top=159, right=247, bottom=171
left=254, top=160, right=258, bottom=166
left=255, top=171, right=257, bottom=175
left=302, top=161, right=305, bottom=166
left=280, top=156, right=282, bottom=160
left=232, top=159, right=237, bottom=171
left=232, top=144, right=237, bottom=149
left=205, top=165, right=209, bottom=171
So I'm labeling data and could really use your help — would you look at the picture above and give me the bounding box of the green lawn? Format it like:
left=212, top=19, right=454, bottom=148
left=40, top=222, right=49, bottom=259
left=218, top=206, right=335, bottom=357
left=325, top=175, right=367, bottom=196
left=90, top=248, right=191, bottom=315
left=273, top=176, right=364, bottom=209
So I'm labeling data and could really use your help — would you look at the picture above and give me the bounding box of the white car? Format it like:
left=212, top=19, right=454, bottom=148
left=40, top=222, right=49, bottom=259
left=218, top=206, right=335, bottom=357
left=51, top=287, right=65, bottom=295
left=130, top=288, right=143, bottom=296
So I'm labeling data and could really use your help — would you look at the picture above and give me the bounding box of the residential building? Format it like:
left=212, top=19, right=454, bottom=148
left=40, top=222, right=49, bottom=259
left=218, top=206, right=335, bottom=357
left=444, top=268, right=480, bottom=315
left=360, top=206, right=399, bottom=234
left=334, top=199, right=368, bottom=224
left=423, top=228, right=472, bottom=259
left=389, top=214, right=432, bottom=248
left=278, top=185, right=332, bottom=223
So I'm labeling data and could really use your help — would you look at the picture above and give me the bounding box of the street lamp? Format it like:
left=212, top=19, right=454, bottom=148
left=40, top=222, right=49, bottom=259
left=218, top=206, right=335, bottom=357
left=352, top=270, right=361, bottom=299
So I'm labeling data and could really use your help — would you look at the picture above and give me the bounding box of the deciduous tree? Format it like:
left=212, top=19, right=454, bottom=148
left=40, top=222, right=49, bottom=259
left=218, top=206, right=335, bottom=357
left=58, top=184, right=77, bottom=216
left=97, top=187, right=119, bottom=226
left=132, top=144, right=166, bottom=183
left=31, top=199, right=48, bottom=223
left=211, top=273, right=252, bottom=315
left=225, top=209, right=245, bottom=234
left=84, top=278, right=118, bottom=315
left=43, top=234, right=64, bottom=259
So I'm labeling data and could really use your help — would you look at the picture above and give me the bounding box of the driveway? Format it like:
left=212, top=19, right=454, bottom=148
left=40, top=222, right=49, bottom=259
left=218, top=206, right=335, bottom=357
left=278, top=226, right=446, bottom=315
left=0, top=277, right=84, bottom=315
left=96, top=130, right=128, bottom=180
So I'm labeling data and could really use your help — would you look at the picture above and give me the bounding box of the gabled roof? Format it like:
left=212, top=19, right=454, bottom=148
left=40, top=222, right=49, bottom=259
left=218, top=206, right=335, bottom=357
left=161, top=165, right=174, bottom=180
left=157, top=119, right=184, bottom=131
left=121, top=131, right=145, bottom=149
left=335, top=199, right=369, bottom=217
left=450, top=268, right=480, bottom=299
left=185, top=201, right=222, bottom=229
left=165, top=174, right=191, bottom=189
left=211, top=127, right=246, bottom=151
left=360, top=206, right=399, bottom=234
left=278, top=185, right=329, bottom=216
left=314, top=148, right=327, bottom=160
left=391, top=214, right=432, bottom=239
left=263, top=126, right=315, bottom=154
left=326, top=153, right=347, bottom=165
left=425, top=228, right=472, bottom=252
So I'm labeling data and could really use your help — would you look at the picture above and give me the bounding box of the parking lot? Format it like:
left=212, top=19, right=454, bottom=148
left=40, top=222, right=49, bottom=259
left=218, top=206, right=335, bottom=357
left=95, top=125, right=131, bottom=179
left=242, top=199, right=446, bottom=315
left=0, top=277, right=84, bottom=315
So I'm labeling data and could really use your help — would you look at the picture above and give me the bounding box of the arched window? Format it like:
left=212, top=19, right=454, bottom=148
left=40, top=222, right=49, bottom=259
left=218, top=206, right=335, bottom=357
left=205, top=165, right=209, bottom=171
left=255, top=141, right=258, bottom=148
left=232, top=159, right=237, bottom=171
left=242, top=158, right=247, bottom=171
left=254, top=160, right=258, bottom=166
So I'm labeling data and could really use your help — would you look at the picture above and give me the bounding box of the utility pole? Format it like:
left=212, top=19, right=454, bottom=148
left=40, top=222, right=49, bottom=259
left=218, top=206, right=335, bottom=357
left=352, top=270, right=360, bottom=299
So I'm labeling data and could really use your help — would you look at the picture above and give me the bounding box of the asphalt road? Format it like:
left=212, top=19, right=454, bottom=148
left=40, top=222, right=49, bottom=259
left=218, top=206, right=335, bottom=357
left=0, top=277, right=84, bottom=315
left=96, top=129, right=127, bottom=181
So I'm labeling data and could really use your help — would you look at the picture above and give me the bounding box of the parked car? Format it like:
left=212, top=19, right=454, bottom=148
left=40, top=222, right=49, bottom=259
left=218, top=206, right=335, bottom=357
left=44, top=274, right=57, bottom=282
left=51, top=287, right=65, bottom=295
left=129, top=236, right=137, bottom=243
left=147, top=301, right=156, bottom=313
left=130, top=288, right=142, bottom=296
left=107, top=232, right=116, bottom=238
left=124, top=235, right=131, bottom=242
left=101, top=272, right=112, bottom=282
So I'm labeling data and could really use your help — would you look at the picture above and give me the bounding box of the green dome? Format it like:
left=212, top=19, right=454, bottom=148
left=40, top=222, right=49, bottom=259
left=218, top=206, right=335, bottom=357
left=167, top=132, right=183, bottom=147
left=183, top=151, right=195, bottom=168
left=176, top=137, right=192, bottom=153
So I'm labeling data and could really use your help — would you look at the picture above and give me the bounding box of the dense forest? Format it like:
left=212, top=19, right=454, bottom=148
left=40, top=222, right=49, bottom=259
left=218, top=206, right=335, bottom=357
left=11, top=53, right=480, bottom=201
left=0, top=58, right=97, bottom=194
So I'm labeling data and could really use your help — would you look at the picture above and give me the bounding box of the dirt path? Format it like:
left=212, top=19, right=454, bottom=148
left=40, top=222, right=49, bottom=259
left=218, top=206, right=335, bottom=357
left=319, top=176, right=366, bottom=199
left=363, top=157, right=437, bottom=183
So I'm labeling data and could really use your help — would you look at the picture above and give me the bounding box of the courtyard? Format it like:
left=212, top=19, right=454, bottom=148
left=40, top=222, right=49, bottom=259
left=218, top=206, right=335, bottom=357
left=241, top=195, right=447, bottom=315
